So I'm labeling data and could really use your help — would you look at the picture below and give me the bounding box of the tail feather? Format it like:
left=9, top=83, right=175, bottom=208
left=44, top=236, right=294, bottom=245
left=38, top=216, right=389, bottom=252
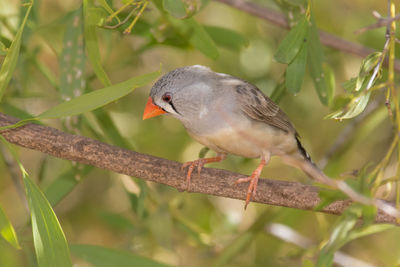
left=283, top=134, right=330, bottom=184
left=295, top=134, right=313, bottom=164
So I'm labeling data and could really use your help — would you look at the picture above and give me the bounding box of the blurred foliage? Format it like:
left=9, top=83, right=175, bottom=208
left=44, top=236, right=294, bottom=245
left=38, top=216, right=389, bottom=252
left=0, top=0, right=400, bottom=266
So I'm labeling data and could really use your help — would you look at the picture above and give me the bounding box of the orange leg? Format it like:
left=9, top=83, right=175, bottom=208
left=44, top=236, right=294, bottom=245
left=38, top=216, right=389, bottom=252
left=182, top=153, right=226, bottom=190
left=235, top=154, right=270, bottom=209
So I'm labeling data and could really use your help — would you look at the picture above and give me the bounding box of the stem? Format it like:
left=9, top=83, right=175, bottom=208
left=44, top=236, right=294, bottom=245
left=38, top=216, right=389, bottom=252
left=106, top=0, right=136, bottom=23
left=386, top=1, right=400, bottom=221
left=123, top=1, right=148, bottom=34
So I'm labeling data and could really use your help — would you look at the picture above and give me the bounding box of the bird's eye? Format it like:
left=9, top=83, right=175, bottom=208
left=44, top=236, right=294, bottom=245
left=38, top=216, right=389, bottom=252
left=162, top=93, right=172, bottom=103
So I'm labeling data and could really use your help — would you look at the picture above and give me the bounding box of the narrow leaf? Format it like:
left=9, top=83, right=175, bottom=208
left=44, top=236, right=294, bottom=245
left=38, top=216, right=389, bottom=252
left=45, top=166, right=92, bottom=206
left=169, top=17, right=219, bottom=59
left=346, top=224, right=395, bottom=242
left=204, top=26, right=249, bottom=51
left=0, top=205, right=20, bottom=249
left=323, top=63, right=335, bottom=98
left=83, top=0, right=111, bottom=86
left=97, top=0, right=118, bottom=19
left=274, top=15, right=308, bottom=64
left=59, top=6, right=85, bottom=98
left=37, top=71, right=160, bottom=119
left=316, top=252, right=333, bottom=267
left=23, top=173, right=72, bottom=267
left=360, top=52, right=382, bottom=74
left=198, top=146, right=210, bottom=158
left=0, top=136, right=71, bottom=266
left=328, top=92, right=371, bottom=120
left=342, top=77, right=357, bottom=93
left=163, top=0, right=187, bottom=18
left=307, top=15, right=334, bottom=106
left=270, top=79, right=287, bottom=103
left=91, top=108, right=134, bottom=149
left=70, top=244, right=170, bottom=267
left=213, top=232, right=254, bottom=267
left=285, top=42, right=307, bottom=93
left=0, top=3, right=32, bottom=101
left=0, top=41, right=6, bottom=56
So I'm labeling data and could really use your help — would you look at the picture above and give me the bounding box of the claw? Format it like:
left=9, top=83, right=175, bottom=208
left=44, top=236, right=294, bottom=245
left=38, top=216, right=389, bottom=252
left=181, top=159, right=206, bottom=190
left=181, top=154, right=226, bottom=191
left=235, top=156, right=268, bottom=209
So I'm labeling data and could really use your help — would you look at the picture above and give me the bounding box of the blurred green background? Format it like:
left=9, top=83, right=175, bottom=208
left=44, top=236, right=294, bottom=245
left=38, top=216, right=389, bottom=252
left=0, top=0, right=399, bottom=266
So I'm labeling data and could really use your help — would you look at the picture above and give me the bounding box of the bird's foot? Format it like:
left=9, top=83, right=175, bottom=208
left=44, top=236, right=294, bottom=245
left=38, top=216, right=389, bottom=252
left=181, top=154, right=226, bottom=190
left=235, top=157, right=267, bottom=209
left=181, top=158, right=207, bottom=190
left=235, top=173, right=260, bottom=209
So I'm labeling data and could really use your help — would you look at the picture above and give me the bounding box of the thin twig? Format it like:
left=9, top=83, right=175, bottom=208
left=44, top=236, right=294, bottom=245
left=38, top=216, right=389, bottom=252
left=103, top=6, right=139, bottom=30
left=214, top=0, right=400, bottom=72
left=123, top=1, right=148, bottom=34
left=355, top=13, right=400, bottom=34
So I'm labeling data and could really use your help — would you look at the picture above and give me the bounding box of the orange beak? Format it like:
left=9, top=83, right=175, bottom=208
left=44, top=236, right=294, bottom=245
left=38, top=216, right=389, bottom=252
left=143, top=97, right=167, bottom=120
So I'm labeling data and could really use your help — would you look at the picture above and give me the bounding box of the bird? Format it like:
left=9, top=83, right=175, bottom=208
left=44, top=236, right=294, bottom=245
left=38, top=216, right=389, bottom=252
left=143, top=65, right=325, bottom=208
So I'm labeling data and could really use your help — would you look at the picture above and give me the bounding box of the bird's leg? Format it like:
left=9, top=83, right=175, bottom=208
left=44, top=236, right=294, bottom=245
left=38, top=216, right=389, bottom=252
left=235, top=154, right=270, bottom=209
left=182, top=153, right=226, bottom=190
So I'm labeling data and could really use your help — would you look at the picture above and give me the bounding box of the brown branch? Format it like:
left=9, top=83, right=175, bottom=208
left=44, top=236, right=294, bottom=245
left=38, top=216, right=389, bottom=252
left=214, top=0, right=400, bottom=72
left=0, top=112, right=396, bottom=224
left=355, top=13, right=400, bottom=34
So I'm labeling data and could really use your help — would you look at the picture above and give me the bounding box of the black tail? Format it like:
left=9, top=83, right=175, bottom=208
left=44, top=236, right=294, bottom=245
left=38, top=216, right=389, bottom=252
left=295, top=134, right=314, bottom=164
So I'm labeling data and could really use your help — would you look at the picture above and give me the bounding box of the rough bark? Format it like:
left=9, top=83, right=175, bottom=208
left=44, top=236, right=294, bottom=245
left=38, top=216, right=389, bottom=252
left=0, top=113, right=396, bottom=224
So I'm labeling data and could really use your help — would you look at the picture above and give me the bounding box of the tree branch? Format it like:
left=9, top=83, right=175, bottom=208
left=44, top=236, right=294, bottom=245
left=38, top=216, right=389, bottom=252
left=214, top=0, right=400, bottom=72
left=0, top=112, right=396, bottom=224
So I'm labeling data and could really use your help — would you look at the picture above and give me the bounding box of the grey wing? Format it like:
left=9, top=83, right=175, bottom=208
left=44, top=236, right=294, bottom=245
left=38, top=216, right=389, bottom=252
left=233, top=81, right=296, bottom=134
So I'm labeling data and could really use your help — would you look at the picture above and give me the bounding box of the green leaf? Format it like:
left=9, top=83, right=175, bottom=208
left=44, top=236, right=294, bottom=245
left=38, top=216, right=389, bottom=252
left=45, top=166, right=92, bottom=206
left=23, top=172, right=72, bottom=267
left=169, top=17, right=219, bottom=59
left=274, top=15, right=308, bottom=64
left=70, top=244, right=171, bottom=267
left=270, top=79, right=287, bottom=103
left=163, top=0, right=187, bottom=18
left=136, top=179, right=147, bottom=219
left=307, top=15, right=334, bottom=106
left=354, top=52, right=382, bottom=92
left=0, top=102, right=36, bottom=120
left=0, top=136, right=71, bottom=266
left=342, top=77, right=357, bottom=93
left=327, top=91, right=371, bottom=120
left=0, top=41, right=6, bottom=56
left=59, top=6, right=85, bottom=98
left=97, top=211, right=135, bottom=230
left=323, top=204, right=362, bottom=253
left=83, top=0, right=111, bottom=86
left=0, top=2, right=33, bottom=101
left=0, top=205, right=20, bottom=249
left=315, top=189, right=347, bottom=211
left=204, top=26, right=249, bottom=51
left=316, top=252, right=333, bottom=267
left=37, top=70, right=160, bottom=119
left=97, top=0, right=119, bottom=20
left=198, top=146, right=210, bottom=158
left=323, top=63, right=335, bottom=98
left=213, top=232, right=254, bottom=267
left=360, top=52, right=382, bottom=75
left=285, top=41, right=307, bottom=93
left=303, top=259, right=315, bottom=267
left=346, top=224, right=395, bottom=242
left=90, top=108, right=134, bottom=149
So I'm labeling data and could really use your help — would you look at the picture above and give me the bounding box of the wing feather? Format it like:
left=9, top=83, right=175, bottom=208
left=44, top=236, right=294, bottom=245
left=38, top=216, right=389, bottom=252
left=232, top=81, right=296, bottom=134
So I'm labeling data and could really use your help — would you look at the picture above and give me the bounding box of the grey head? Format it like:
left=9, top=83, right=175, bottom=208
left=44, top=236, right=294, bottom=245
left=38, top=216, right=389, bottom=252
left=149, top=65, right=223, bottom=123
